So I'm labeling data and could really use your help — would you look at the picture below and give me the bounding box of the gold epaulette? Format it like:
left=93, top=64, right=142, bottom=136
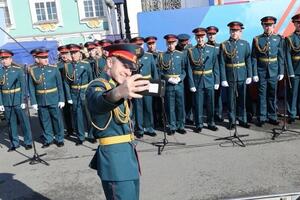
left=174, top=50, right=183, bottom=54
left=11, top=62, right=22, bottom=68
left=81, top=60, right=89, bottom=64
left=206, top=44, right=214, bottom=48
left=49, top=64, right=57, bottom=68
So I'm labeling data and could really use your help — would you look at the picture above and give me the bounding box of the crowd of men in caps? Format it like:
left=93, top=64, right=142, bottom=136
left=1, top=14, right=300, bottom=152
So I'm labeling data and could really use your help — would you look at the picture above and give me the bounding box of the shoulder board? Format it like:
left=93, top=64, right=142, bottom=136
left=174, top=50, right=183, bottom=54
left=12, top=65, right=21, bottom=69
left=81, top=60, right=89, bottom=64
left=206, top=44, right=214, bottom=48
left=11, top=62, right=22, bottom=68
left=49, top=64, right=57, bottom=68
left=30, top=65, right=38, bottom=70
left=144, top=52, right=152, bottom=56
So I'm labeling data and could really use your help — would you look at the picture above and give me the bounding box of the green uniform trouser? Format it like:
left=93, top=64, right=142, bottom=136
left=287, top=75, right=300, bottom=119
left=194, top=87, right=215, bottom=128
left=4, top=106, right=32, bottom=147
left=227, top=81, right=247, bottom=124
left=101, top=179, right=139, bottom=200
left=133, top=96, right=155, bottom=135
left=38, top=105, right=64, bottom=143
left=257, top=77, right=278, bottom=121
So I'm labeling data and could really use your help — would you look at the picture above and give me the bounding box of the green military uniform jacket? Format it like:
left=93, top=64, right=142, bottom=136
left=29, top=65, right=65, bottom=106
left=220, top=38, right=252, bottom=82
left=252, top=33, right=284, bottom=78
left=285, top=32, right=300, bottom=76
left=0, top=65, right=26, bottom=106
left=187, top=44, right=220, bottom=89
left=86, top=72, right=139, bottom=181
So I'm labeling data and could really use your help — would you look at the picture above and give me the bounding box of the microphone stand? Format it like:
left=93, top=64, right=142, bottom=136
left=215, top=50, right=249, bottom=147
left=151, top=96, right=186, bottom=155
left=272, top=60, right=300, bottom=139
left=14, top=64, right=49, bottom=166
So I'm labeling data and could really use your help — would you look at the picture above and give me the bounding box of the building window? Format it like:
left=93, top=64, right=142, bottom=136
left=142, top=0, right=181, bottom=12
left=29, top=0, right=63, bottom=25
left=0, top=0, right=14, bottom=28
left=77, top=0, right=105, bottom=21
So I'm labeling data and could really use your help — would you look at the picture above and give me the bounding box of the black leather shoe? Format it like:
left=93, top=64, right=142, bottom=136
left=167, top=130, right=175, bottom=135
left=239, top=121, right=250, bottom=128
left=57, top=142, right=64, bottom=147
left=207, top=125, right=218, bottom=131
left=227, top=123, right=235, bottom=130
left=256, top=120, right=265, bottom=127
left=7, top=146, right=16, bottom=152
left=214, top=116, right=224, bottom=122
left=87, top=138, right=96, bottom=143
left=42, top=142, right=51, bottom=148
left=75, top=140, right=84, bottom=146
left=269, top=119, right=279, bottom=125
left=25, top=144, right=32, bottom=150
left=288, top=118, right=295, bottom=124
left=194, top=127, right=202, bottom=133
left=145, top=132, right=157, bottom=137
left=185, top=119, right=194, bottom=125
left=176, top=129, right=187, bottom=134
left=135, top=133, right=144, bottom=139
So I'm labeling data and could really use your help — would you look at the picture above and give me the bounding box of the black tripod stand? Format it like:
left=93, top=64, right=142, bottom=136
left=152, top=96, right=186, bottom=155
left=14, top=65, right=49, bottom=166
left=215, top=70, right=249, bottom=147
left=272, top=71, right=300, bottom=140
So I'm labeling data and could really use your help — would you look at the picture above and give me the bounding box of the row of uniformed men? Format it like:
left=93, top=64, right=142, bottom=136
left=2, top=14, right=300, bottom=151
left=128, top=14, right=300, bottom=137
left=0, top=39, right=116, bottom=151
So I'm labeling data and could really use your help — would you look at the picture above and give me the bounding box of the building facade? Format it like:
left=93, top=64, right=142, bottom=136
left=0, top=0, right=115, bottom=45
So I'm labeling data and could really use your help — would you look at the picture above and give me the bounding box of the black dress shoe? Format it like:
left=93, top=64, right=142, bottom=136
left=194, top=127, right=202, bottom=133
left=167, top=130, right=175, bottom=135
left=214, top=116, right=224, bottom=122
left=176, top=129, right=187, bottom=134
left=145, top=132, right=157, bottom=137
left=87, top=138, right=97, bottom=143
left=268, top=119, right=279, bottom=125
left=56, top=142, right=64, bottom=147
left=227, top=123, right=235, bottom=130
left=207, top=125, right=218, bottom=131
left=25, top=144, right=32, bottom=150
left=288, top=118, right=295, bottom=124
left=75, top=140, right=84, bottom=146
left=42, top=143, right=51, bottom=148
left=186, top=119, right=194, bottom=125
left=239, top=121, right=250, bottom=128
left=7, top=147, right=16, bottom=152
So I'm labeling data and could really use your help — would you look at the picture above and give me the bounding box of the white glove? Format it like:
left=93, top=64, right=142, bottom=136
left=221, top=81, right=229, bottom=87
left=190, top=87, right=196, bottom=92
left=174, top=77, right=181, bottom=84
left=0, top=105, right=4, bottom=112
left=20, top=103, right=26, bottom=109
left=245, top=77, right=252, bottom=85
left=67, top=100, right=73, bottom=104
left=168, top=78, right=177, bottom=84
left=289, top=74, right=295, bottom=78
left=58, top=102, right=65, bottom=109
left=32, top=104, right=38, bottom=111
left=253, top=76, right=259, bottom=82
left=214, top=84, right=220, bottom=90
left=277, top=74, right=284, bottom=81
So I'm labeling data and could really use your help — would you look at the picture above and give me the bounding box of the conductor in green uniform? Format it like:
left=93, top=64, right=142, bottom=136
left=87, top=44, right=148, bottom=200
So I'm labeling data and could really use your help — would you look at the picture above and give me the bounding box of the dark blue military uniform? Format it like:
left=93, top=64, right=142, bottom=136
left=159, top=34, right=186, bottom=134
left=64, top=44, right=93, bottom=143
left=29, top=50, right=65, bottom=146
left=0, top=50, right=32, bottom=150
left=252, top=17, right=284, bottom=125
left=187, top=28, right=220, bottom=131
left=220, top=22, right=252, bottom=129
left=87, top=44, right=142, bottom=200
left=285, top=15, right=300, bottom=122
